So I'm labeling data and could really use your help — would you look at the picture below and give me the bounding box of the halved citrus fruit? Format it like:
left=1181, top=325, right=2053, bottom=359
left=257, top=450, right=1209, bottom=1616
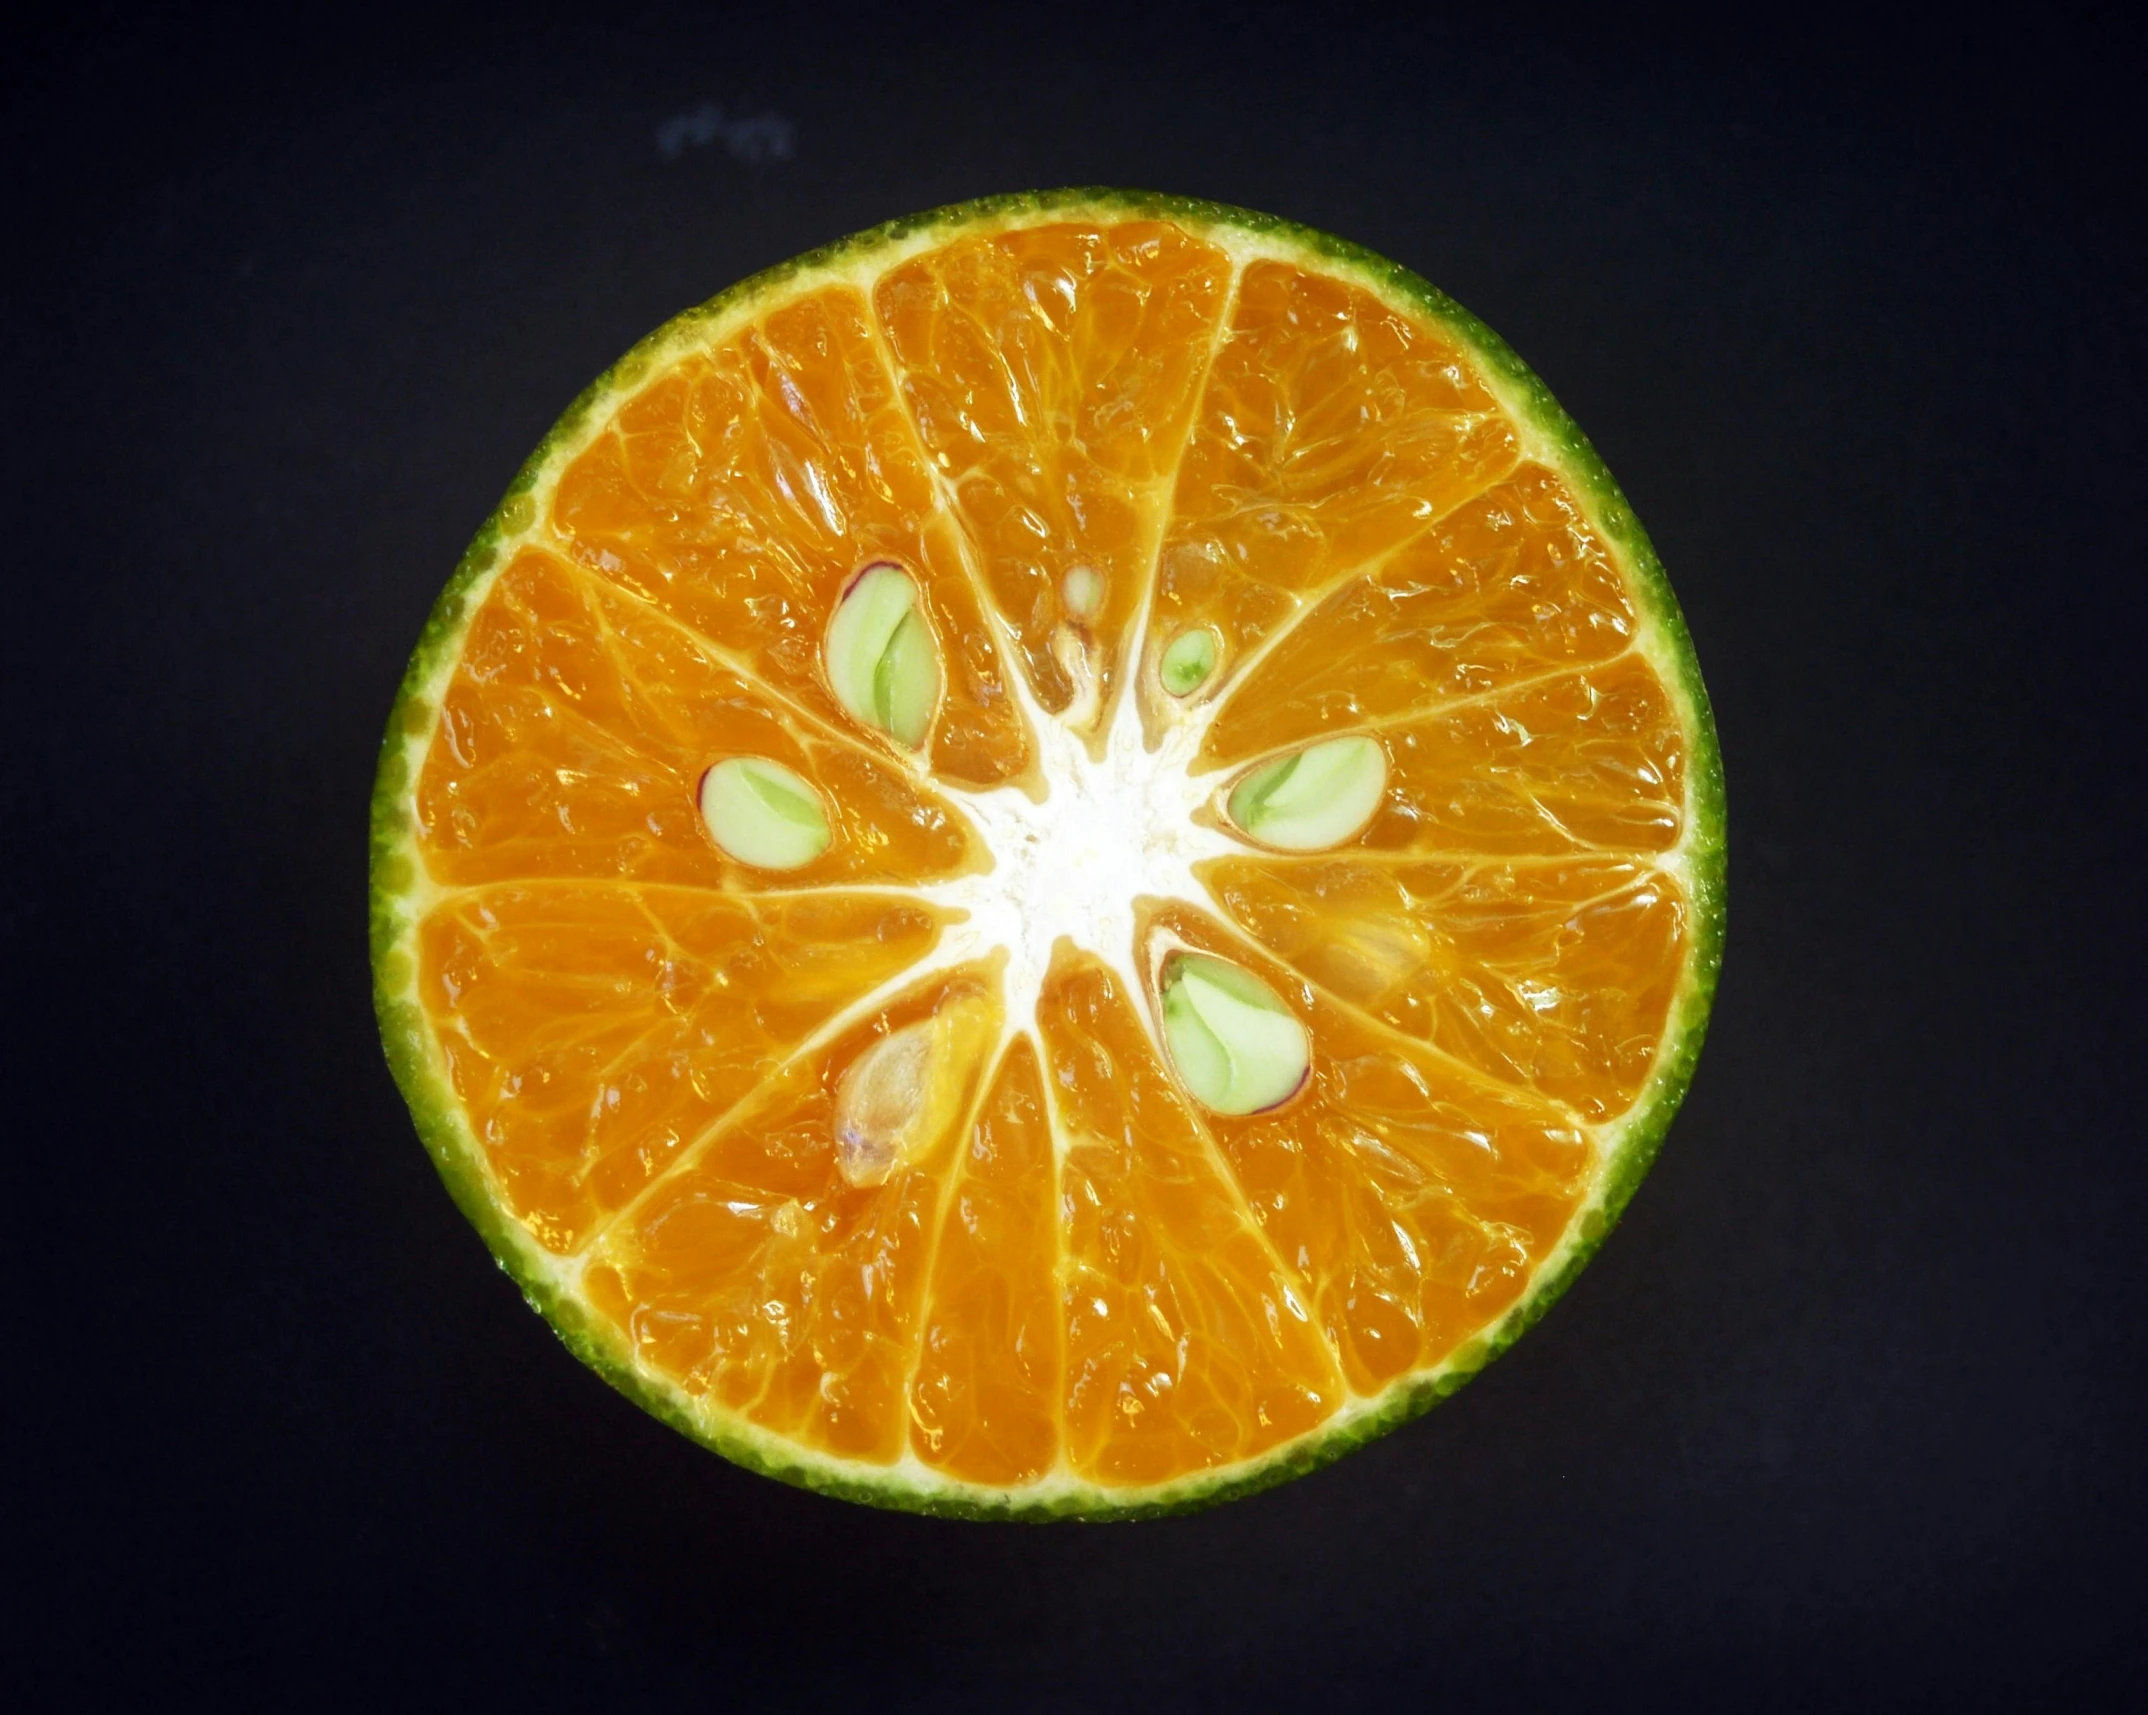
left=370, top=191, right=1724, bottom=1517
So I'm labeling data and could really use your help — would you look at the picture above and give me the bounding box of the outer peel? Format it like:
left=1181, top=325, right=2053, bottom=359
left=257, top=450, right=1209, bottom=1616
left=370, top=188, right=1727, bottom=1520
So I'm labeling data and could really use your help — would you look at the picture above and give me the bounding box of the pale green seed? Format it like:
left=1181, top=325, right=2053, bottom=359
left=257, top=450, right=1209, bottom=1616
left=1226, top=735, right=1388, bottom=851
left=878, top=610, right=939, bottom=747
left=1159, top=952, right=1310, bottom=1115
left=1159, top=627, right=1218, bottom=696
left=825, top=564, right=941, bottom=747
left=698, top=756, right=832, bottom=870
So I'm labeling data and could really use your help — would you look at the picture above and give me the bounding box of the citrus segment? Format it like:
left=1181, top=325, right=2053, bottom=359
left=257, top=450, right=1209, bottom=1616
left=875, top=222, right=1232, bottom=726
left=1037, top=949, right=1344, bottom=1485
left=909, top=1039, right=1065, bottom=1486
left=1198, top=855, right=1690, bottom=1120
left=417, top=885, right=951, bottom=1253
left=547, top=286, right=1031, bottom=787
left=1141, top=903, right=1593, bottom=1395
left=1201, top=463, right=1641, bottom=759
left=418, top=548, right=979, bottom=888
left=1335, top=656, right=1689, bottom=858
left=373, top=193, right=1725, bottom=1517
left=1143, top=259, right=1523, bottom=718
left=582, top=965, right=1002, bottom=1462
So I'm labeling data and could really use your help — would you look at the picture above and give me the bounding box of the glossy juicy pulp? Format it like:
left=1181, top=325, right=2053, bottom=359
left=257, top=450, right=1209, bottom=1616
left=875, top=222, right=1233, bottom=724
left=547, top=285, right=1032, bottom=788
left=418, top=548, right=981, bottom=889
left=1145, top=259, right=1524, bottom=701
left=420, top=886, right=953, bottom=1253
left=909, top=1040, right=1064, bottom=1486
left=1142, top=903, right=1593, bottom=1396
left=1199, top=463, right=1643, bottom=757
left=1197, top=857, right=1688, bottom=1122
left=1038, top=949, right=1346, bottom=1482
left=582, top=965, right=1003, bottom=1461
left=395, top=215, right=1705, bottom=1495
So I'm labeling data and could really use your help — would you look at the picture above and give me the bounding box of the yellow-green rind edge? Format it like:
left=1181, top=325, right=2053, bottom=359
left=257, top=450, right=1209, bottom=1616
left=369, top=187, right=1727, bottom=1523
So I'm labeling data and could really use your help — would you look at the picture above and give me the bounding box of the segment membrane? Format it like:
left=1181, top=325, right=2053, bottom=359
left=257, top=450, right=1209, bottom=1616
left=547, top=286, right=1031, bottom=786
left=1203, top=464, right=1639, bottom=763
left=1147, top=260, right=1522, bottom=695
left=909, top=1039, right=1065, bottom=1485
left=584, top=966, right=1002, bottom=1462
left=1037, top=950, right=1345, bottom=1486
left=1143, top=903, right=1592, bottom=1395
left=417, top=549, right=978, bottom=887
left=874, top=222, right=1232, bottom=723
left=418, top=884, right=948, bottom=1252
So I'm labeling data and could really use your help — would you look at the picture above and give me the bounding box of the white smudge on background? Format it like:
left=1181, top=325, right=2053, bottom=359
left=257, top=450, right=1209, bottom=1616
left=655, top=103, right=796, bottom=163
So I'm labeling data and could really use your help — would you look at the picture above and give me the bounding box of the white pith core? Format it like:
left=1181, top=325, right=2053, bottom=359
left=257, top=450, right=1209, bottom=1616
left=917, top=653, right=1238, bottom=1062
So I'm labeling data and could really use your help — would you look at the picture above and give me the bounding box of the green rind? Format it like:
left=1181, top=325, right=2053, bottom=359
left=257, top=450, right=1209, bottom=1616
left=369, top=187, right=1727, bottom=1522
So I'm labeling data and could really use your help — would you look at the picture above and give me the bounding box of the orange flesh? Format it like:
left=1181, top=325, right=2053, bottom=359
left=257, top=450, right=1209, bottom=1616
left=401, top=220, right=1696, bottom=1490
left=1145, top=259, right=1523, bottom=698
left=876, top=221, right=1231, bottom=723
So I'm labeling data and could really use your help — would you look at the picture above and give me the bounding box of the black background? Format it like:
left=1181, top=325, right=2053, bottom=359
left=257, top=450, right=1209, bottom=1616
left=11, top=5, right=2144, bottom=1706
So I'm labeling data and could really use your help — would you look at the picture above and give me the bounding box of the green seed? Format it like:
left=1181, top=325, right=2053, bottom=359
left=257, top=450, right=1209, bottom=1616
left=1158, top=952, right=1310, bottom=1115
left=878, top=610, right=939, bottom=747
left=698, top=757, right=832, bottom=870
left=824, top=564, right=941, bottom=747
left=1159, top=627, right=1218, bottom=696
left=1226, top=735, right=1388, bottom=851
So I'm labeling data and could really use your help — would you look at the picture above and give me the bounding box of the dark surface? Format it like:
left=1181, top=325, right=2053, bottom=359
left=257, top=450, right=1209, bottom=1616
left=11, top=7, right=2143, bottom=1706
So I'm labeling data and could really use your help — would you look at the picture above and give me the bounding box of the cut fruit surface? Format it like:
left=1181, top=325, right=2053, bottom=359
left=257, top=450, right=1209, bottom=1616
left=372, top=192, right=1724, bottom=1519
